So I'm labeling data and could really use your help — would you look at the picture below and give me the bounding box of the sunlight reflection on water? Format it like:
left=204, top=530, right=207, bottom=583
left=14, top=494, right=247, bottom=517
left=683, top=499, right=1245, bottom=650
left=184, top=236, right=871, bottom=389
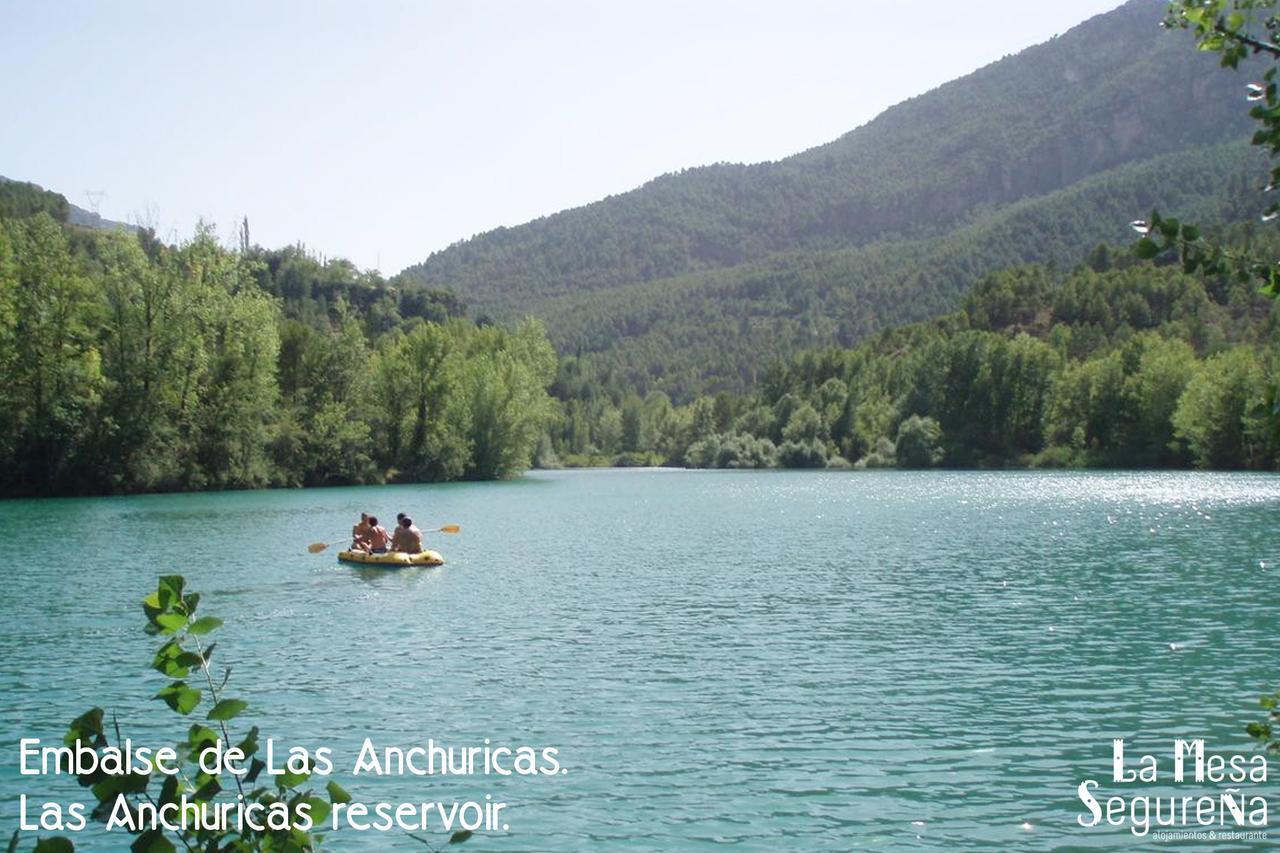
left=0, top=470, right=1277, bottom=850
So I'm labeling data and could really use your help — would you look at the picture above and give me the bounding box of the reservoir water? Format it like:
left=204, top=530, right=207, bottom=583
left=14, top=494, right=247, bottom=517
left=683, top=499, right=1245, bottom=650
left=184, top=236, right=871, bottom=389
left=1, top=469, right=1278, bottom=850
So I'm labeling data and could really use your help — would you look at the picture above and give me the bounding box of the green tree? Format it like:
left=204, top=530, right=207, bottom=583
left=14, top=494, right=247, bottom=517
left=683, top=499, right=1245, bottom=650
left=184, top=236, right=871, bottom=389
left=1122, top=334, right=1198, bottom=466
left=1, top=214, right=103, bottom=492
left=172, top=230, right=281, bottom=489
left=895, top=415, right=944, bottom=468
left=620, top=393, right=650, bottom=452
left=95, top=231, right=192, bottom=489
left=1172, top=347, right=1270, bottom=468
left=396, top=322, right=473, bottom=479
left=782, top=402, right=824, bottom=444
left=463, top=318, right=558, bottom=479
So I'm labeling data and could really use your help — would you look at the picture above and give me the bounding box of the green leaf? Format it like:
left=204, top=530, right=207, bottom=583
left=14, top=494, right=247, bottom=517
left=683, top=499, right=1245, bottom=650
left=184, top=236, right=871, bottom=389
left=275, top=767, right=311, bottom=789
left=1134, top=238, right=1160, bottom=259
left=157, top=575, right=185, bottom=610
left=154, top=682, right=201, bottom=715
left=245, top=757, right=266, bottom=783
left=120, top=771, right=151, bottom=795
left=90, top=775, right=124, bottom=803
left=326, top=780, right=352, bottom=804
left=186, top=724, right=219, bottom=753
left=1180, top=224, right=1200, bottom=242
left=450, top=830, right=474, bottom=844
left=159, top=774, right=179, bottom=807
left=151, top=640, right=202, bottom=678
left=63, top=708, right=106, bottom=748
left=187, top=616, right=223, bottom=636
left=130, top=830, right=175, bottom=853
left=88, top=797, right=116, bottom=823
left=304, top=796, right=331, bottom=825
left=33, top=839, right=75, bottom=853
left=155, top=613, right=188, bottom=634
left=290, top=826, right=318, bottom=847
left=238, top=726, right=261, bottom=757
left=192, top=777, right=221, bottom=802
left=207, top=699, right=248, bottom=721
left=175, top=688, right=201, bottom=715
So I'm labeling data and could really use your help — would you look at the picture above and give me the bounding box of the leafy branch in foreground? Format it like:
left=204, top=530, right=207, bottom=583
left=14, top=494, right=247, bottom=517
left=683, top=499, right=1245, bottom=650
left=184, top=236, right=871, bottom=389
left=21, top=574, right=336, bottom=852
left=1131, top=211, right=1280, bottom=295
left=1246, top=691, right=1280, bottom=751
left=1138, top=2, right=1280, bottom=289
left=11, top=575, right=468, bottom=852
left=1160, top=0, right=1280, bottom=757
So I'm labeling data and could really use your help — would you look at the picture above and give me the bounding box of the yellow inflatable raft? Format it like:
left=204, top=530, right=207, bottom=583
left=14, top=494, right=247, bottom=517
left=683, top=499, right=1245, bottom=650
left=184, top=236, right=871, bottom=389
left=337, top=549, right=445, bottom=568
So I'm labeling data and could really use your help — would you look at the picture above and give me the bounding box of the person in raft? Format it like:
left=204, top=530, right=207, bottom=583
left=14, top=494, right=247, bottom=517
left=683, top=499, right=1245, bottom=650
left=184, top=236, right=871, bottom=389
left=351, top=513, right=372, bottom=551
left=364, top=516, right=392, bottom=553
left=391, top=515, right=423, bottom=554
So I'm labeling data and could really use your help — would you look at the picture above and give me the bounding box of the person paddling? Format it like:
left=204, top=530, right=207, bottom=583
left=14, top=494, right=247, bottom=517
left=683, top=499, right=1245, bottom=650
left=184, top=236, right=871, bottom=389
left=365, top=516, right=391, bottom=554
left=391, top=515, right=423, bottom=554
left=351, top=513, right=373, bottom=551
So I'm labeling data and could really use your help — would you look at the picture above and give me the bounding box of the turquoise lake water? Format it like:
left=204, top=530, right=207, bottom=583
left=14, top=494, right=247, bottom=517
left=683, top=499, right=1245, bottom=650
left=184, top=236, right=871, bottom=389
left=1, top=469, right=1279, bottom=850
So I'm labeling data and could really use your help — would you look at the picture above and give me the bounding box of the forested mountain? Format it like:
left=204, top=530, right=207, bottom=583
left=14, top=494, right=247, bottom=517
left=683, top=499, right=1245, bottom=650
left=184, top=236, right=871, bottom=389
left=529, top=140, right=1262, bottom=398
left=398, top=0, right=1263, bottom=399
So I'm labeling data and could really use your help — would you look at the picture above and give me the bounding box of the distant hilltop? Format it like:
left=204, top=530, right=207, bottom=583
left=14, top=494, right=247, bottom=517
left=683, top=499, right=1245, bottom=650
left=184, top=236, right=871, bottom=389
left=0, top=174, right=136, bottom=233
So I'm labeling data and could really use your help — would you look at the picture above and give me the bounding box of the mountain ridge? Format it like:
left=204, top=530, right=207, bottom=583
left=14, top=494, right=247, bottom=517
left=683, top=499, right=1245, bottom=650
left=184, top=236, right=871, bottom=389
left=534, top=139, right=1261, bottom=397
left=399, top=0, right=1253, bottom=315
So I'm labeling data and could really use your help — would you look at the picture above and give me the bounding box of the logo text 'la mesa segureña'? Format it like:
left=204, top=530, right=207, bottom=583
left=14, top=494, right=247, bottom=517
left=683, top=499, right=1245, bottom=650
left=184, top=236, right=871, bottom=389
left=1078, top=739, right=1270, bottom=837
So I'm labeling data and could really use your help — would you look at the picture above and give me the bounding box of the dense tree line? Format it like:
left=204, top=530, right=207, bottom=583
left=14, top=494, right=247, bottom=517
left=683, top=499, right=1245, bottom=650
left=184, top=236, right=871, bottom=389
left=5, top=211, right=1276, bottom=495
left=0, top=213, right=557, bottom=496
left=250, top=243, right=464, bottom=331
left=544, top=252, right=1280, bottom=471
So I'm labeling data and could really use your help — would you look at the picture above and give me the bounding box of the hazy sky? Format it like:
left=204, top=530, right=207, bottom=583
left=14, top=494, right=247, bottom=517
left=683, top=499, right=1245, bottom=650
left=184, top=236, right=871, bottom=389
left=1, top=0, right=1126, bottom=274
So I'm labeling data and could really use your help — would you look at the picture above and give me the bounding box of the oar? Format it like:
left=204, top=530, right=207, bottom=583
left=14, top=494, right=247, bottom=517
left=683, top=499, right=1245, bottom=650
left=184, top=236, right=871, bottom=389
left=306, top=524, right=460, bottom=554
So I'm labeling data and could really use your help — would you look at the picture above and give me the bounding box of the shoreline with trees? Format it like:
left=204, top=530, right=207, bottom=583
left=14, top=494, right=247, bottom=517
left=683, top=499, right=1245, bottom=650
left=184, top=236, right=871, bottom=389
left=4, top=168, right=1280, bottom=499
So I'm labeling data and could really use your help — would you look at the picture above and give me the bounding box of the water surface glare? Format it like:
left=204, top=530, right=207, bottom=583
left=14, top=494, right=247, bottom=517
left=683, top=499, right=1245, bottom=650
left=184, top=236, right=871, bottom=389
left=1, top=470, right=1278, bottom=850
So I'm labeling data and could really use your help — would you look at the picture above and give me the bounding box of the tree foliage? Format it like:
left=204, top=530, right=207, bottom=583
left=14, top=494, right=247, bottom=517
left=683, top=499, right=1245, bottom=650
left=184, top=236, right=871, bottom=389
left=0, top=215, right=557, bottom=496
left=546, top=251, right=1280, bottom=472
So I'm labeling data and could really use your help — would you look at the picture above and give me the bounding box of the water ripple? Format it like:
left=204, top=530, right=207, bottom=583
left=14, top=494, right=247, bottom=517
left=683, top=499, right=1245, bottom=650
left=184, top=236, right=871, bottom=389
left=0, top=471, right=1277, bottom=850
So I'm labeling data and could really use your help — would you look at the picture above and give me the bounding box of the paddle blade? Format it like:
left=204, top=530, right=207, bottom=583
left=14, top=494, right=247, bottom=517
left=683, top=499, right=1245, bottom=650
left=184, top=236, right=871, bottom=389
left=438, top=524, right=460, bottom=534
left=307, top=542, right=331, bottom=553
